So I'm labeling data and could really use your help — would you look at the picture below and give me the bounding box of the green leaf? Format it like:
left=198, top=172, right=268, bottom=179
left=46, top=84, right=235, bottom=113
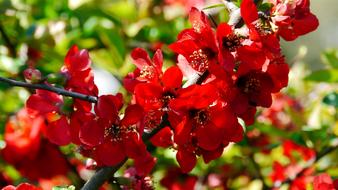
left=323, top=92, right=338, bottom=107
left=259, top=3, right=273, bottom=12
left=304, top=69, right=338, bottom=83
left=322, top=49, right=338, bottom=69
left=52, top=185, right=75, bottom=190
left=202, top=4, right=225, bottom=10
left=115, top=177, right=131, bottom=185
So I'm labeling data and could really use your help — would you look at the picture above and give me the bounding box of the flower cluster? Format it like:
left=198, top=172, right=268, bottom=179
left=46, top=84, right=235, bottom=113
left=1, top=108, right=70, bottom=181
left=270, top=140, right=316, bottom=189
left=23, top=0, right=319, bottom=176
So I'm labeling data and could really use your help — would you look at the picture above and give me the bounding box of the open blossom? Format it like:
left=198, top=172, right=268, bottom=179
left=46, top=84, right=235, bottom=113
left=269, top=0, right=319, bottom=41
left=169, top=7, right=218, bottom=73
left=79, top=95, right=156, bottom=175
left=169, top=84, right=243, bottom=172
left=123, top=48, right=164, bottom=92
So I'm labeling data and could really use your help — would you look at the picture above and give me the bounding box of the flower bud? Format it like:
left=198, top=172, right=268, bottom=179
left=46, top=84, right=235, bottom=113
left=23, top=68, right=42, bottom=83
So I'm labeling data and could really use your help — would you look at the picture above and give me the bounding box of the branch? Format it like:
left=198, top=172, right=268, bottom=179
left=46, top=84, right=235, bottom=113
left=81, top=159, right=127, bottom=190
left=0, top=77, right=97, bottom=103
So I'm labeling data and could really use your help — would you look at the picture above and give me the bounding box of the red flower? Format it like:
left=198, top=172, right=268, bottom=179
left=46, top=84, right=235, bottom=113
left=269, top=0, right=319, bottom=41
left=26, top=89, right=73, bottom=145
left=123, top=48, right=164, bottom=92
left=160, top=167, right=198, bottom=190
left=62, top=45, right=98, bottom=112
left=283, top=140, right=316, bottom=162
left=2, top=183, right=41, bottom=190
left=313, top=174, right=337, bottom=190
left=2, top=108, right=43, bottom=163
left=134, top=66, right=182, bottom=131
left=169, top=7, right=218, bottom=73
left=1, top=109, right=69, bottom=181
left=169, top=84, right=243, bottom=172
left=79, top=97, right=156, bottom=175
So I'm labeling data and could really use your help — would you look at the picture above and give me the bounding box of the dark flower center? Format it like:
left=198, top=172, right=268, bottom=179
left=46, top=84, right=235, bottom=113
left=222, top=34, right=241, bottom=51
left=237, top=74, right=262, bottom=94
left=189, top=109, right=209, bottom=125
left=161, top=91, right=176, bottom=107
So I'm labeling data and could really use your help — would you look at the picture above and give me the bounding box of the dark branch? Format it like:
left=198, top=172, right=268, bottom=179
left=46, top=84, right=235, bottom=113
left=0, top=77, right=97, bottom=103
left=81, top=159, right=127, bottom=190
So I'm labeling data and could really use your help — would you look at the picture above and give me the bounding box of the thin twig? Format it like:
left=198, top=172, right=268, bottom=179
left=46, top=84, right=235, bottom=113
left=248, top=154, right=270, bottom=190
left=0, top=77, right=97, bottom=103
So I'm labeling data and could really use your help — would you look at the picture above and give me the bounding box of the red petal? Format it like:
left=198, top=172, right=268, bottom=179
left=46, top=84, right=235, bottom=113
left=131, top=48, right=152, bottom=69
left=313, top=174, right=334, bottom=190
left=174, top=117, right=192, bottom=145
left=95, top=141, right=125, bottom=166
left=134, top=153, right=156, bottom=176
left=189, top=7, right=210, bottom=32
left=45, top=116, right=71, bottom=146
left=152, top=49, right=163, bottom=75
left=201, top=146, right=224, bottom=163
left=162, top=66, right=183, bottom=89
left=134, top=83, right=163, bottom=110
left=26, top=95, right=57, bottom=115
left=123, top=132, right=147, bottom=159
left=17, top=183, right=41, bottom=190
left=120, top=104, right=144, bottom=126
left=65, top=45, right=91, bottom=72
left=196, top=122, right=224, bottom=151
left=176, top=149, right=196, bottom=173
left=150, top=126, right=173, bottom=147
left=94, top=95, right=121, bottom=121
left=79, top=118, right=104, bottom=147
left=240, top=0, right=258, bottom=25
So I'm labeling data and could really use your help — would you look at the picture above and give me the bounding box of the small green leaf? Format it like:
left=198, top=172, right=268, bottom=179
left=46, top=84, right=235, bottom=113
left=115, top=177, right=131, bottom=185
left=202, top=4, right=225, bottom=10
left=304, top=69, right=338, bottom=83
left=322, top=49, right=338, bottom=69
left=259, top=3, right=273, bottom=12
left=52, top=185, right=75, bottom=190
left=323, top=92, right=338, bottom=107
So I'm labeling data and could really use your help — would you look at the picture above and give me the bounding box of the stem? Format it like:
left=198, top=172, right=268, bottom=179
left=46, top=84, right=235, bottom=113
left=248, top=154, right=269, bottom=190
left=0, top=77, right=97, bottom=103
